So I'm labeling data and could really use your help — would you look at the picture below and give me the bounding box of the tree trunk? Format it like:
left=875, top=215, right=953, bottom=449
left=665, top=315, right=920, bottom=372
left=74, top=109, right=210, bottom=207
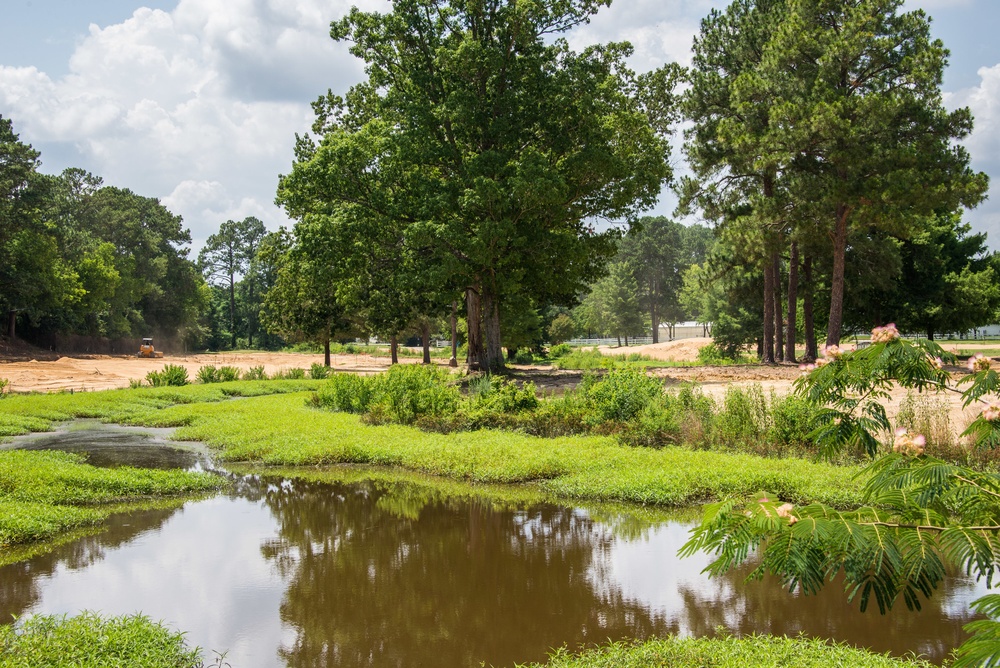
left=507, top=347, right=517, bottom=362
left=465, top=288, right=483, bottom=370
left=786, top=242, right=799, bottom=364
left=390, top=335, right=399, bottom=365
left=803, top=255, right=818, bottom=361
left=421, top=321, right=431, bottom=364
left=449, top=301, right=458, bottom=367
left=625, top=334, right=630, bottom=346
left=763, top=257, right=776, bottom=364
left=324, top=337, right=331, bottom=367
left=773, top=251, right=784, bottom=362
left=7, top=310, right=14, bottom=339
left=617, top=335, right=622, bottom=347
left=927, top=328, right=934, bottom=341
left=229, top=276, right=237, bottom=349
left=480, top=288, right=504, bottom=372
left=827, top=205, right=850, bottom=347
left=650, top=278, right=659, bottom=344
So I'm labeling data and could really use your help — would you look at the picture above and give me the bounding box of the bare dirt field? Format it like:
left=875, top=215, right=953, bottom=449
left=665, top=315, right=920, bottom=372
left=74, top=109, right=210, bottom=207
left=1, top=337, right=991, bottom=441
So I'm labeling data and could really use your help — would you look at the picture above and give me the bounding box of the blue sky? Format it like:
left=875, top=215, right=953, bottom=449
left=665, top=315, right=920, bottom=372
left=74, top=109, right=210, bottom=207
left=2, top=0, right=999, bottom=249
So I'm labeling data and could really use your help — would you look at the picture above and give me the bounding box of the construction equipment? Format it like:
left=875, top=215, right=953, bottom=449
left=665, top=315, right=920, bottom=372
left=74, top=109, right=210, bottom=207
left=138, top=337, right=164, bottom=358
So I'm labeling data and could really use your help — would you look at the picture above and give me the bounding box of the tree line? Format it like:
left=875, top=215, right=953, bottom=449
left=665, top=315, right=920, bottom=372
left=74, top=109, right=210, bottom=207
left=3, top=0, right=996, bottom=365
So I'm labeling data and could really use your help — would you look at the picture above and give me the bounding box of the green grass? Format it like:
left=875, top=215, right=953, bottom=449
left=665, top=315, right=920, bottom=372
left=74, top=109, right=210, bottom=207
left=155, top=392, right=865, bottom=508
left=519, top=635, right=933, bottom=668
left=0, top=612, right=203, bottom=668
left=0, top=450, right=222, bottom=546
left=0, top=381, right=865, bottom=512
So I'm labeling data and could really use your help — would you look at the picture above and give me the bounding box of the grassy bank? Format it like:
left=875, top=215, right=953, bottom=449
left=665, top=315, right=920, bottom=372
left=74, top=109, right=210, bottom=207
left=520, top=636, right=933, bottom=668
left=0, top=613, right=204, bottom=668
left=0, top=449, right=222, bottom=547
left=0, top=381, right=866, bottom=508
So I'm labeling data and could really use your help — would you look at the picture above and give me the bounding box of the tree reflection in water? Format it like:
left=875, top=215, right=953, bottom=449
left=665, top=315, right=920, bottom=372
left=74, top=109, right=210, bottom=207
left=252, top=476, right=672, bottom=668
left=0, top=506, right=185, bottom=620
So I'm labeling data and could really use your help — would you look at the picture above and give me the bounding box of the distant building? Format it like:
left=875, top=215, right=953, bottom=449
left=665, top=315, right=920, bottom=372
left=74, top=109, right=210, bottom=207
left=658, top=321, right=711, bottom=341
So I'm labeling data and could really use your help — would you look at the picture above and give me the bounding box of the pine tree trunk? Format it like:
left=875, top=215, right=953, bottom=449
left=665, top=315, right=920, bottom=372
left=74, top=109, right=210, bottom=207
left=803, top=255, right=818, bottom=361
left=773, top=251, right=784, bottom=362
left=763, top=258, right=775, bottom=364
left=465, top=288, right=483, bottom=370
left=390, top=335, right=399, bottom=365
left=480, top=288, right=505, bottom=372
left=421, top=321, right=431, bottom=364
left=786, top=242, right=799, bottom=364
left=827, top=205, right=850, bottom=347
left=229, top=276, right=237, bottom=349
left=324, top=337, right=331, bottom=367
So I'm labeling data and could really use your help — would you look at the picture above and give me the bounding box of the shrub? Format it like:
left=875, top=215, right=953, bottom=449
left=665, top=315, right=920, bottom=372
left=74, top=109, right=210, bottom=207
left=217, top=366, right=240, bottom=382
left=314, top=373, right=375, bottom=413
left=196, top=365, right=219, bottom=384
left=513, top=350, right=535, bottom=365
left=146, top=364, right=189, bottom=387
left=365, top=365, right=460, bottom=425
left=697, top=343, right=728, bottom=365
left=309, top=363, right=331, bottom=380
left=243, top=366, right=267, bottom=381
left=128, top=378, right=144, bottom=390
left=582, top=366, right=663, bottom=423
left=315, top=365, right=460, bottom=426
left=0, top=378, right=9, bottom=398
left=274, top=367, right=306, bottom=380
left=554, top=348, right=613, bottom=370
left=548, top=343, right=572, bottom=359
left=547, top=313, right=576, bottom=345
left=712, top=384, right=769, bottom=448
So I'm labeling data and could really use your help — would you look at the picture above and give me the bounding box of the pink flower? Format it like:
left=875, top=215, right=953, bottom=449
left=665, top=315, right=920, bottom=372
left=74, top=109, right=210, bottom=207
left=982, top=404, right=1000, bottom=422
left=968, top=354, right=993, bottom=372
left=928, top=356, right=944, bottom=370
left=822, top=345, right=842, bottom=360
left=893, top=428, right=926, bottom=456
left=776, top=503, right=798, bottom=525
left=871, top=323, right=900, bottom=344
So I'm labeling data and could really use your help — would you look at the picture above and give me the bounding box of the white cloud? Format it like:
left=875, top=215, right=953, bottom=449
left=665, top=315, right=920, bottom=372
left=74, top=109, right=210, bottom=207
left=0, top=1, right=388, bottom=248
left=568, top=0, right=723, bottom=70
left=945, top=63, right=1000, bottom=245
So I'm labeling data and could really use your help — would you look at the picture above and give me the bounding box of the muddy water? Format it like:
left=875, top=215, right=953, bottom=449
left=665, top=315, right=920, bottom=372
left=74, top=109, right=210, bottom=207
left=2, top=420, right=212, bottom=470
left=0, top=431, right=991, bottom=667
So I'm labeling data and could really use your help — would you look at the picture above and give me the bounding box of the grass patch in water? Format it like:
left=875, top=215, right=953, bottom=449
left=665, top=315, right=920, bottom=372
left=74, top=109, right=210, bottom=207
left=0, top=612, right=203, bottom=668
left=520, top=635, right=933, bottom=668
left=166, top=393, right=865, bottom=508
left=0, top=450, right=222, bottom=547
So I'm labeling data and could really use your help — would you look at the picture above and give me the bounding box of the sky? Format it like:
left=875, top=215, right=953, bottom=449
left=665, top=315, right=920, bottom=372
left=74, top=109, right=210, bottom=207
left=2, top=0, right=1000, bottom=251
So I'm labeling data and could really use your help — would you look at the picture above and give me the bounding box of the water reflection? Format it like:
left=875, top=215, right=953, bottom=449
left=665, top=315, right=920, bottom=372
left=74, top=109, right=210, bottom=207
left=0, top=469, right=988, bottom=667
left=3, top=421, right=210, bottom=470
left=254, top=477, right=671, bottom=667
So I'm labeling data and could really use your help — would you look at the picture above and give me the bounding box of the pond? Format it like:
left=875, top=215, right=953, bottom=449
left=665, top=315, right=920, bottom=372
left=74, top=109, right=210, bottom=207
left=0, top=426, right=989, bottom=667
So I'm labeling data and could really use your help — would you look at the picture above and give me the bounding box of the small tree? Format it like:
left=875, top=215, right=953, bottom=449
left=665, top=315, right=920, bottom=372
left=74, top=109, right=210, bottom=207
left=548, top=313, right=576, bottom=345
left=683, top=331, right=1000, bottom=666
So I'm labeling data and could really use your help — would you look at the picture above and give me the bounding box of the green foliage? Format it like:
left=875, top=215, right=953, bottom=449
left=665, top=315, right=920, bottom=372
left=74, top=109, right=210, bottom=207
left=518, top=635, right=931, bottom=668
left=697, top=343, right=729, bottom=365
left=512, top=350, right=535, bottom=365
left=554, top=349, right=615, bottom=370
left=547, top=343, right=572, bottom=359
left=128, top=378, right=143, bottom=390
left=316, top=364, right=460, bottom=426
left=145, top=364, right=190, bottom=387
left=0, top=449, right=221, bottom=546
left=216, top=366, right=240, bottom=383
left=195, top=365, right=219, bottom=384
left=0, top=612, right=203, bottom=668
left=685, top=337, right=1000, bottom=667
left=0, top=378, right=8, bottom=398
left=308, top=363, right=331, bottom=380
left=547, top=314, right=576, bottom=345
left=242, top=365, right=267, bottom=381
left=273, top=367, right=306, bottom=380
left=582, top=366, right=663, bottom=423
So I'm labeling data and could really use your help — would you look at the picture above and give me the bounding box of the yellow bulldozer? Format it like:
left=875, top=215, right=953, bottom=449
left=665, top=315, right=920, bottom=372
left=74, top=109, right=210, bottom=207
left=137, top=337, right=164, bottom=358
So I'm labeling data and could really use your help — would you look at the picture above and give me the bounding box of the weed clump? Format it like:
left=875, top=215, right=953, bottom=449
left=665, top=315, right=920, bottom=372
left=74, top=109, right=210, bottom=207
left=145, top=364, right=189, bottom=387
left=315, top=364, right=460, bottom=425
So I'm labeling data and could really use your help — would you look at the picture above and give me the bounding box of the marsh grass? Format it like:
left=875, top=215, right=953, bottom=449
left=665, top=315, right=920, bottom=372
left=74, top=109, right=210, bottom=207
left=518, top=635, right=932, bottom=668
left=0, top=612, right=204, bottom=668
left=165, top=393, right=865, bottom=508
left=0, top=450, right=222, bottom=546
